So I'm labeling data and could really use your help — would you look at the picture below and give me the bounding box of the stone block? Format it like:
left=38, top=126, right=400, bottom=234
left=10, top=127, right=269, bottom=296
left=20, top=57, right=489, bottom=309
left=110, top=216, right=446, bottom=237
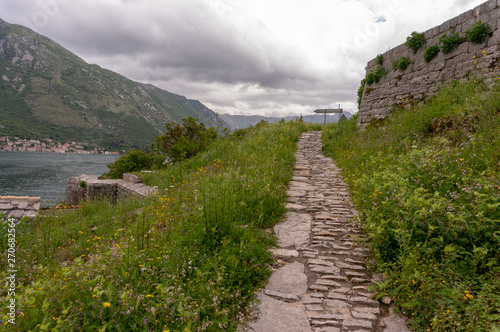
left=444, top=42, right=469, bottom=60
left=24, top=210, right=37, bottom=218
left=123, top=173, right=142, bottom=184
left=464, top=9, right=474, bottom=21
left=7, top=210, right=24, bottom=219
left=18, top=200, right=29, bottom=209
left=440, top=20, right=452, bottom=34
left=486, top=0, right=498, bottom=12
left=475, top=3, right=488, bottom=17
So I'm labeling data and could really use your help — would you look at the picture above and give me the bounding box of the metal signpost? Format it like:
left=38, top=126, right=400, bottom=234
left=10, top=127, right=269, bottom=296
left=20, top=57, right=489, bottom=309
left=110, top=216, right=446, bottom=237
left=314, top=105, right=343, bottom=124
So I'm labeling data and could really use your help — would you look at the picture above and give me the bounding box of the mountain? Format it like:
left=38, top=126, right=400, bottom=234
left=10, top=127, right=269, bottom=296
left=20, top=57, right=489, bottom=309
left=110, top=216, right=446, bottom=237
left=0, top=18, right=224, bottom=151
left=219, top=112, right=353, bottom=130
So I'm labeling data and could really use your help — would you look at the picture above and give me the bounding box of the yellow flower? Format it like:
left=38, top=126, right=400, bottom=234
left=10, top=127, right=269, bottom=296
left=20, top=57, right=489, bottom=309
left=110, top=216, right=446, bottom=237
left=146, top=294, right=154, bottom=298
left=103, top=302, right=111, bottom=308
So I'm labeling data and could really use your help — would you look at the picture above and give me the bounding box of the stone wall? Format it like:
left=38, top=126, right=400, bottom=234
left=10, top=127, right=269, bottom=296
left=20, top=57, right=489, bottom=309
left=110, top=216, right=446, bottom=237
left=66, top=174, right=156, bottom=205
left=0, top=196, right=40, bottom=222
left=358, top=0, right=500, bottom=128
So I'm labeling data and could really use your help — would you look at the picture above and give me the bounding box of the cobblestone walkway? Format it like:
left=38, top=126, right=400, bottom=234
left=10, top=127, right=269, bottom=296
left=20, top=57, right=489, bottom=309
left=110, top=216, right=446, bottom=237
left=245, top=131, right=409, bottom=332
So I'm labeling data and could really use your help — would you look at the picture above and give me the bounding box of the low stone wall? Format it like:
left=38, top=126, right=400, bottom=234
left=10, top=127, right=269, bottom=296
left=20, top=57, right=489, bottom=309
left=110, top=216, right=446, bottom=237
left=0, top=196, right=40, bottom=222
left=66, top=174, right=156, bottom=205
left=358, top=0, right=500, bottom=127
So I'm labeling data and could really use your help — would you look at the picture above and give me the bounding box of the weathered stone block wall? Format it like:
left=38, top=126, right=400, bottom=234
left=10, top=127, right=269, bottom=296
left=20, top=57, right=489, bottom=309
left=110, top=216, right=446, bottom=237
left=0, top=196, right=40, bottom=222
left=66, top=174, right=156, bottom=205
left=358, top=0, right=500, bottom=127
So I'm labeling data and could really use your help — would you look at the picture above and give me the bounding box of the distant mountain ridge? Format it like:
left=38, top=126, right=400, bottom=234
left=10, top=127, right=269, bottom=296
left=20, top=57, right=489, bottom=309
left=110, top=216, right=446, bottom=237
left=219, top=112, right=353, bottom=130
left=0, top=18, right=224, bottom=150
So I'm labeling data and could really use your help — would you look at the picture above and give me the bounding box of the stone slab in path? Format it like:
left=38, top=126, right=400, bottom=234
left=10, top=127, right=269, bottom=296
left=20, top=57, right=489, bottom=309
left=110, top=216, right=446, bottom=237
left=274, top=212, right=312, bottom=248
left=265, top=262, right=308, bottom=297
left=246, top=293, right=312, bottom=332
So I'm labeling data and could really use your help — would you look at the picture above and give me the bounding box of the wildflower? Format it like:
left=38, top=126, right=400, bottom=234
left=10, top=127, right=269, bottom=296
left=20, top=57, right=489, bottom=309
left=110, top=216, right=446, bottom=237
left=146, top=294, right=154, bottom=298
left=103, top=302, right=111, bottom=308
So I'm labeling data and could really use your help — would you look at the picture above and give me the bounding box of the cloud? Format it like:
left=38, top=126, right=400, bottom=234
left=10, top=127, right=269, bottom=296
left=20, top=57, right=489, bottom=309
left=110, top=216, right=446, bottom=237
left=0, top=0, right=488, bottom=116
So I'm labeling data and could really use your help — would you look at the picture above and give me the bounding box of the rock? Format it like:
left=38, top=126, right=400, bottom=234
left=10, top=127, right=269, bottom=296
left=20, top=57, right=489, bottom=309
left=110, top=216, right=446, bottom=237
left=274, top=212, right=312, bottom=248
left=382, top=296, right=392, bottom=305
left=270, top=249, right=299, bottom=258
left=247, top=293, right=312, bottom=332
left=265, top=262, right=308, bottom=297
left=382, top=307, right=410, bottom=332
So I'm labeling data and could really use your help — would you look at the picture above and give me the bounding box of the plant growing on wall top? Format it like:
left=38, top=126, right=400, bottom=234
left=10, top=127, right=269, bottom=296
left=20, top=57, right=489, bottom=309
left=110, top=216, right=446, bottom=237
left=439, top=31, right=464, bottom=54
left=466, top=21, right=492, bottom=44
left=394, top=57, right=413, bottom=71
left=424, top=45, right=440, bottom=63
left=405, top=31, right=426, bottom=53
left=376, top=54, right=384, bottom=66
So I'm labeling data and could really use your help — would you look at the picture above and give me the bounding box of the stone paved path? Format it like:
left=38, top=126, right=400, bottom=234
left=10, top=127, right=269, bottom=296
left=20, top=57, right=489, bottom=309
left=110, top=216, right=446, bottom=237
left=244, top=131, right=409, bottom=332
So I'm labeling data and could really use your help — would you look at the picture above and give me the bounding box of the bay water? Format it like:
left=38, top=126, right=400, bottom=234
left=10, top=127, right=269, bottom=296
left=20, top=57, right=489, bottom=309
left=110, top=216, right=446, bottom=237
left=0, top=152, right=118, bottom=207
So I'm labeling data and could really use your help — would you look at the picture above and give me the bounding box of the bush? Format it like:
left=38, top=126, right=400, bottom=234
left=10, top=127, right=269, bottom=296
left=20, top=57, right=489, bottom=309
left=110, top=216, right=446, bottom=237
left=440, top=32, right=464, bottom=54
left=365, top=66, right=388, bottom=85
left=466, top=21, right=492, bottom=44
left=357, top=79, right=366, bottom=109
left=405, top=31, right=426, bottom=53
left=104, top=149, right=164, bottom=179
left=376, top=54, right=384, bottom=66
left=155, top=116, right=218, bottom=163
left=394, top=57, right=413, bottom=71
left=424, top=45, right=440, bottom=63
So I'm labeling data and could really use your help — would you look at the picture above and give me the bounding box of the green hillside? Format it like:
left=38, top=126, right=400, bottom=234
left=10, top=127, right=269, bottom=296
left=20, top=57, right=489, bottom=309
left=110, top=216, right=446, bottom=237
left=0, top=18, right=223, bottom=150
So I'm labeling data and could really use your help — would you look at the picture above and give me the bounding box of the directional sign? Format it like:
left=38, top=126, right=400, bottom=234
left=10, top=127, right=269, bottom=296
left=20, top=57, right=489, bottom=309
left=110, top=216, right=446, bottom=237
left=314, top=109, right=343, bottom=114
left=314, top=107, right=343, bottom=124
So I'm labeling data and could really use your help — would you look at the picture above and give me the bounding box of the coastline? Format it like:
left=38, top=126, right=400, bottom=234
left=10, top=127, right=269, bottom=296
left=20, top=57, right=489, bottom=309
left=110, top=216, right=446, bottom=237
left=0, top=136, right=122, bottom=155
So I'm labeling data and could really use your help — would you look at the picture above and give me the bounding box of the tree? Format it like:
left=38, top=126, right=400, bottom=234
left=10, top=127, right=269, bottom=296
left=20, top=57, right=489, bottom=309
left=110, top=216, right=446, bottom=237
left=104, top=149, right=165, bottom=179
left=155, top=117, right=218, bottom=163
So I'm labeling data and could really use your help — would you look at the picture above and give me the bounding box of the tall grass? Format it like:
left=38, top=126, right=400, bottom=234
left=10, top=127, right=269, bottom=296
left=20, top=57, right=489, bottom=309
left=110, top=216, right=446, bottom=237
left=0, top=120, right=312, bottom=331
left=322, top=79, right=500, bottom=331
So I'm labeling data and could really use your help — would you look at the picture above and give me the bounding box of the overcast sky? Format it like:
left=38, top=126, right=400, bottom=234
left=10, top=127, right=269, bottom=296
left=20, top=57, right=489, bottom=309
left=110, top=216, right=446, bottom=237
left=0, top=0, right=485, bottom=117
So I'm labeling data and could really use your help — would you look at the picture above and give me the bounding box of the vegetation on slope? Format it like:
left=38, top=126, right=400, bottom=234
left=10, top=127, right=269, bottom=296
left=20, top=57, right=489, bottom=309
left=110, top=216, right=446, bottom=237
left=323, top=79, right=500, bottom=331
left=0, top=19, right=222, bottom=151
left=0, top=119, right=315, bottom=331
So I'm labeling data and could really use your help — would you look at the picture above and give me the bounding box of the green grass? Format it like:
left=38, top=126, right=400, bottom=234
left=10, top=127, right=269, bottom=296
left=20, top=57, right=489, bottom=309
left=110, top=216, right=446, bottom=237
left=0, top=120, right=314, bottom=331
left=322, top=78, right=500, bottom=331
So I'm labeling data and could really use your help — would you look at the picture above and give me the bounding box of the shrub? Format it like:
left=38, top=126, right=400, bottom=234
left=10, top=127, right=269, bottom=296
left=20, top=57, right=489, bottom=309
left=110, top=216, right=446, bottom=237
left=405, top=31, right=426, bottom=53
left=424, top=45, right=440, bottom=63
left=376, top=54, right=384, bottom=66
left=466, top=21, right=492, bottom=44
left=155, top=116, right=218, bottom=163
left=394, top=57, right=413, bottom=71
left=440, top=32, right=464, bottom=54
left=357, top=79, right=366, bottom=109
left=365, top=66, right=388, bottom=85
left=104, top=149, right=164, bottom=179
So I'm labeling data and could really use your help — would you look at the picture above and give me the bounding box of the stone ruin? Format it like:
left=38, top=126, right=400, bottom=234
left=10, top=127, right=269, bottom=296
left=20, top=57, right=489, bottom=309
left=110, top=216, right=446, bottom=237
left=0, top=196, right=40, bottom=222
left=66, top=173, right=157, bottom=205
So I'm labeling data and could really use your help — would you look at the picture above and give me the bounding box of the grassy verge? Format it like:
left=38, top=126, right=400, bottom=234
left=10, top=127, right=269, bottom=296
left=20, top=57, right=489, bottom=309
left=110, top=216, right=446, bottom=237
left=322, top=79, right=500, bottom=331
left=0, top=120, right=313, bottom=331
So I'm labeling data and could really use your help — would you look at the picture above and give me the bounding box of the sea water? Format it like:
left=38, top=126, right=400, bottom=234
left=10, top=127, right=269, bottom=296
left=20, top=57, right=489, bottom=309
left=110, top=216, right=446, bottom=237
left=0, top=152, right=118, bottom=207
